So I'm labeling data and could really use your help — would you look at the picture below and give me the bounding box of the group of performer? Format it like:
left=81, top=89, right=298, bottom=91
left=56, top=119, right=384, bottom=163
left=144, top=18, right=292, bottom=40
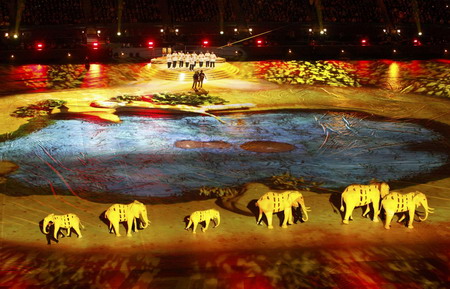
left=166, top=51, right=217, bottom=70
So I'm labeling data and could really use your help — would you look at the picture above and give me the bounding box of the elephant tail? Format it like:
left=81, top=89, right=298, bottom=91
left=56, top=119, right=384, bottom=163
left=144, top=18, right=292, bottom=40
left=80, top=222, right=85, bottom=230
left=340, top=193, right=344, bottom=212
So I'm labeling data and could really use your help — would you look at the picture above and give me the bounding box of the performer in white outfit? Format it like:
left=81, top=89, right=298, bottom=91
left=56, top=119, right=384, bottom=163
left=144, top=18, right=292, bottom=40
left=205, top=51, right=211, bottom=67
left=166, top=52, right=172, bottom=69
left=184, top=52, right=190, bottom=68
left=198, top=52, right=205, bottom=68
left=190, top=52, right=197, bottom=71
left=172, top=51, right=178, bottom=68
left=178, top=51, right=184, bottom=68
left=210, top=52, right=217, bottom=68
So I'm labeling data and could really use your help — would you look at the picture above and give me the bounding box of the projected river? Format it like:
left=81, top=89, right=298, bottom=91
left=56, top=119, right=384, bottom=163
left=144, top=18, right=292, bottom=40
left=1, top=111, right=448, bottom=196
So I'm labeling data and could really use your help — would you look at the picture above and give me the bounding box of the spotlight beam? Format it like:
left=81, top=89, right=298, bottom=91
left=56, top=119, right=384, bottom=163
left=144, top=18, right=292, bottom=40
left=218, top=25, right=290, bottom=49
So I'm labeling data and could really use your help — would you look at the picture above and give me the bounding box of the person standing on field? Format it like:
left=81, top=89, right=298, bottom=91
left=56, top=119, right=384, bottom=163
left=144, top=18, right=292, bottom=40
left=205, top=50, right=211, bottom=67
left=192, top=71, right=199, bottom=90
left=199, top=70, right=206, bottom=88
left=166, top=52, right=172, bottom=69
left=172, top=51, right=178, bottom=68
left=210, top=52, right=217, bottom=68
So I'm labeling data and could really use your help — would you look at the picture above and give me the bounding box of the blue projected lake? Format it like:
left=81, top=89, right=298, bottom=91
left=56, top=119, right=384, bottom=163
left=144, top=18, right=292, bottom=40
left=0, top=111, right=448, bottom=196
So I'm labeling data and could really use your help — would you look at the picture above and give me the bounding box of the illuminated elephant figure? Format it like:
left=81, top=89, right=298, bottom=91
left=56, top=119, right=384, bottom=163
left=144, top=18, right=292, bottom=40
left=381, top=191, right=434, bottom=229
left=105, top=200, right=150, bottom=237
left=185, top=209, right=220, bottom=234
left=256, top=190, right=310, bottom=229
left=340, top=182, right=390, bottom=224
left=43, top=213, right=84, bottom=239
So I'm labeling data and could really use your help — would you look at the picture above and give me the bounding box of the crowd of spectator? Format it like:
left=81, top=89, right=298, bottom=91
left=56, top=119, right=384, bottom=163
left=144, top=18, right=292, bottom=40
left=417, top=0, right=449, bottom=25
left=0, top=0, right=10, bottom=28
left=383, top=0, right=415, bottom=24
left=169, top=0, right=219, bottom=22
left=122, top=0, right=161, bottom=23
left=90, top=0, right=117, bottom=24
left=240, top=0, right=314, bottom=23
left=21, top=0, right=85, bottom=25
left=321, top=0, right=383, bottom=23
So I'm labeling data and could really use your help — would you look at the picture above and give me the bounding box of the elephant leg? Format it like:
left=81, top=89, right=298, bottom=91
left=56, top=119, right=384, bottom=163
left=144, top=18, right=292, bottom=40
left=192, top=222, right=198, bottom=234
left=185, top=219, right=193, bottom=231
left=257, top=208, right=263, bottom=225
left=362, top=205, right=370, bottom=218
left=112, top=221, right=121, bottom=236
left=384, top=213, right=394, bottom=229
left=265, top=212, right=274, bottom=229
left=407, top=209, right=414, bottom=229
left=74, top=226, right=82, bottom=238
left=343, top=203, right=355, bottom=224
left=202, top=219, right=211, bottom=232
left=54, top=225, right=60, bottom=240
left=372, top=201, right=379, bottom=222
left=282, top=208, right=292, bottom=228
left=126, top=220, right=133, bottom=237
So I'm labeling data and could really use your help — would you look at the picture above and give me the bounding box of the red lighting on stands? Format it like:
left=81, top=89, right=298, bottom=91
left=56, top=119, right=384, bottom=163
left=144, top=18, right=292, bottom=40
left=36, top=42, right=44, bottom=50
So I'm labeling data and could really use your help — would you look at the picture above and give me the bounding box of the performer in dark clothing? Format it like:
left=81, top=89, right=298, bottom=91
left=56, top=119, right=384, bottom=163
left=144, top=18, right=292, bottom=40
left=192, top=71, right=199, bottom=90
left=199, top=70, right=206, bottom=88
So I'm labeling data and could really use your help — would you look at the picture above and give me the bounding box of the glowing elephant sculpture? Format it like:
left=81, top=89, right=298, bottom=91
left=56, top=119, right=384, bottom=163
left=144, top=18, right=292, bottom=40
left=185, top=209, right=220, bottom=234
left=381, top=191, right=434, bottom=229
left=105, top=200, right=150, bottom=237
left=340, top=182, right=390, bottom=224
left=43, top=213, right=84, bottom=239
left=256, top=190, right=309, bottom=229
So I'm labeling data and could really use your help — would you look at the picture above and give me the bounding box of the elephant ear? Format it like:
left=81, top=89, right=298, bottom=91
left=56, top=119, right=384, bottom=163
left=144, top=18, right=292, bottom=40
left=289, top=193, right=301, bottom=207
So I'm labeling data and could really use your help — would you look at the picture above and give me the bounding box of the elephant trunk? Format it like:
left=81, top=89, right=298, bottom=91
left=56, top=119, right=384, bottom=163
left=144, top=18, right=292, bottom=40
left=215, top=214, right=221, bottom=227
left=43, top=218, right=51, bottom=234
left=419, top=201, right=433, bottom=222
left=140, top=211, right=150, bottom=229
left=301, top=203, right=309, bottom=222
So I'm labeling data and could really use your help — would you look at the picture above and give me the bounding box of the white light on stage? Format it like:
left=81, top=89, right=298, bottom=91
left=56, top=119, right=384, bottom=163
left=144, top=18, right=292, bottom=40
left=160, top=29, right=164, bottom=33
left=220, top=31, right=224, bottom=35
left=13, top=34, right=18, bottom=38
left=175, top=29, right=179, bottom=33
left=397, top=29, right=401, bottom=33
left=418, top=32, right=422, bottom=36
left=178, top=73, right=185, bottom=82
left=308, top=28, right=312, bottom=32
left=117, top=32, right=121, bottom=36
left=97, top=30, right=101, bottom=34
